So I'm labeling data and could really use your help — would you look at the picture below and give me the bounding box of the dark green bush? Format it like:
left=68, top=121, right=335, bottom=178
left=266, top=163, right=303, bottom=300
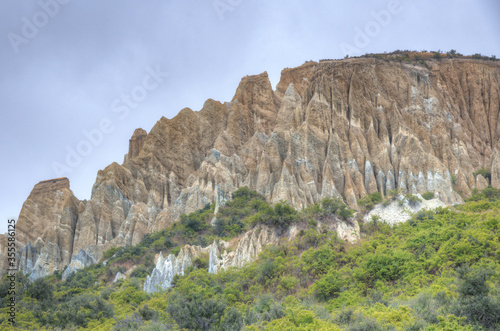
left=53, top=294, right=113, bottom=328
left=167, top=293, right=226, bottom=331
left=321, top=197, right=354, bottom=220
left=452, top=266, right=500, bottom=329
left=405, top=194, right=422, bottom=207
left=358, top=192, right=383, bottom=212
left=26, top=278, right=54, bottom=302
left=474, top=168, right=492, bottom=185
left=313, top=270, right=345, bottom=300
left=422, top=191, right=434, bottom=200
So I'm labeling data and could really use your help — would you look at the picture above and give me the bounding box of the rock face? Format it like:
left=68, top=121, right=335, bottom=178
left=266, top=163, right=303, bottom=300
left=113, top=272, right=126, bottom=283
left=143, top=225, right=278, bottom=293
left=61, top=249, right=97, bottom=281
left=125, top=128, right=148, bottom=162
left=144, top=220, right=357, bottom=293
left=208, top=225, right=280, bottom=274
left=364, top=194, right=447, bottom=226
left=143, top=244, right=212, bottom=293
left=14, top=178, right=81, bottom=280
left=5, top=56, right=500, bottom=280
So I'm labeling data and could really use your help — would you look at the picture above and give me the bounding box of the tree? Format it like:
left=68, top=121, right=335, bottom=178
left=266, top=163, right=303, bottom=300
left=313, top=270, right=345, bottom=300
left=167, top=293, right=226, bottom=330
left=453, top=266, right=500, bottom=328
left=27, top=278, right=54, bottom=302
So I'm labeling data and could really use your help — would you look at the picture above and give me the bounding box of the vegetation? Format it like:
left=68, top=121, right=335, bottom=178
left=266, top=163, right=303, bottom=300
left=404, top=193, right=422, bottom=207
left=2, top=186, right=500, bottom=330
left=474, top=168, right=492, bottom=185
left=358, top=192, right=383, bottom=212
left=422, top=192, right=435, bottom=200
left=355, top=50, right=499, bottom=63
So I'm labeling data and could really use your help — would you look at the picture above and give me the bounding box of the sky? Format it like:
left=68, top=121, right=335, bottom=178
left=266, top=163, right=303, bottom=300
left=1, top=0, right=499, bottom=234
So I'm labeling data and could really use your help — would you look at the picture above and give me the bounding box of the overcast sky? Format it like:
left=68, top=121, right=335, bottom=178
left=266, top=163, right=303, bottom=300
left=1, top=0, right=499, bottom=234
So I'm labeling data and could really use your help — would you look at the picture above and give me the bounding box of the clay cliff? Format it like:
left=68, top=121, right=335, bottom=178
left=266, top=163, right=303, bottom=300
left=4, top=56, right=500, bottom=280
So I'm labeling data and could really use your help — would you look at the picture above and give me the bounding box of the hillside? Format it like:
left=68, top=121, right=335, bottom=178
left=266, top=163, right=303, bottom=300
left=1, top=186, right=500, bottom=330
left=1, top=52, right=499, bottom=282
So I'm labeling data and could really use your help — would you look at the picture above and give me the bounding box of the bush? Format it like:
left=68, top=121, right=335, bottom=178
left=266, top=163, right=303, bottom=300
left=358, top=192, right=382, bottom=212
left=181, top=213, right=208, bottom=233
left=220, top=307, right=244, bottom=330
left=414, top=209, right=434, bottom=221
left=474, top=168, right=492, bottom=185
left=312, top=270, right=345, bottom=300
left=451, top=174, right=457, bottom=185
left=387, top=189, right=401, bottom=200
left=269, top=202, right=298, bottom=227
left=466, top=187, right=500, bottom=203
left=347, top=313, right=384, bottom=331
left=193, top=254, right=209, bottom=270
left=251, top=295, right=285, bottom=322
left=54, top=294, right=114, bottom=328
left=422, top=191, right=434, bottom=200
left=27, top=278, right=54, bottom=302
left=167, top=293, right=226, bottom=330
left=357, top=250, right=414, bottom=285
left=405, top=194, right=422, bottom=207
left=452, top=266, right=500, bottom=328
left=138, top=304, right=159, bottom=321
left=321, top=198, right=354, bottom=220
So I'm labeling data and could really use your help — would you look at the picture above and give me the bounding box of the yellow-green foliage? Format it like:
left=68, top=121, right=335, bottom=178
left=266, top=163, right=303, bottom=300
left=2, top=187, right=500, bottom=330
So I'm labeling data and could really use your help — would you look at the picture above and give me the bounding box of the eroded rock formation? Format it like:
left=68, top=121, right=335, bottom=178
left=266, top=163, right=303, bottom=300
left=5, top=56, right=500, bottom=280
left=144, top=219, right=358, bottom=293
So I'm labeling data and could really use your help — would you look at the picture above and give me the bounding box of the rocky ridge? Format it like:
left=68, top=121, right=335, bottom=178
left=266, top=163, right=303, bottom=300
left=144, top=219, right=358, bottom=293
left=4, top=56, right=500, bottom=280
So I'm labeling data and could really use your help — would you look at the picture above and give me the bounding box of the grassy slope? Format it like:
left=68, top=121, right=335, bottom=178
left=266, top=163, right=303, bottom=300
left=1, top=187, right=500, bottom=330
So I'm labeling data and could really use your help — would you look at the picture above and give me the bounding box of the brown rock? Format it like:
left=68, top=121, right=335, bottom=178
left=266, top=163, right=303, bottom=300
left=491, top=149, right=500, bottom=189
left=476, top=174, right=489, bottom=191
left=6, top=56, right=500, bottom=279
left=127, top=128, right=147, bottom=160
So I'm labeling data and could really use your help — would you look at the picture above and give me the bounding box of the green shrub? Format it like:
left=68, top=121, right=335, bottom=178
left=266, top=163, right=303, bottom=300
left=138, top=304, right=158, bottom=321
left=103, top=246, right=121, bottom=260
left=27, top=278, right=54, bottom=302
left=466, top=187, right=500, bottom=203
left=167, top=293, right=226, bottom=330
left=387, top=189, right=401, bottom=200
left=302, top=245, right=338, bottom=277
left=193, top=254, right=209, bottom=270
left=422, top=191, right=434, bottom=200
left=452, top=266, right=500, bottom=328
left=312, top=270, right=345, bottom=300
left=181, top=213, right=208, bottom=233
left=268, top=201, right=298, bottom=227
left=474, top=168, right=492, bottom=185
left=451, top=174, right=457, bottom=185
left=358, top=192, right=383, bottom=212
left=54, top=294, right=113, bottom=328
left=347, top=313, right=384, bottom=331
left=405, top=194, right=422, bottom=207
left=251, top=295, right=285, bottom=322
left=321, top=197, right=354, bottom=220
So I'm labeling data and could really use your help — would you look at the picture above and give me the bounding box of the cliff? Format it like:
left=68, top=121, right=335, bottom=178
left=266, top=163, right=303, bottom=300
left=5, top=56, right=500, bottom=280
